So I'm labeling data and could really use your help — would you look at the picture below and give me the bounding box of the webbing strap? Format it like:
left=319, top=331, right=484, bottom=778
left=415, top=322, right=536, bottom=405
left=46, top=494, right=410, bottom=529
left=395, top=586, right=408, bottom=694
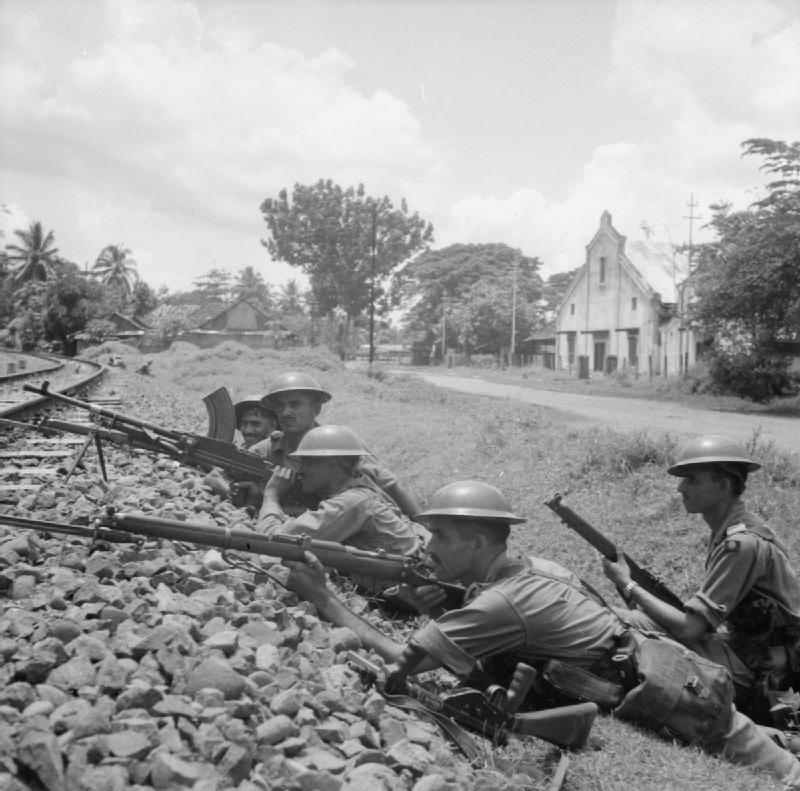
left=381, top=691, right=484, bottom=762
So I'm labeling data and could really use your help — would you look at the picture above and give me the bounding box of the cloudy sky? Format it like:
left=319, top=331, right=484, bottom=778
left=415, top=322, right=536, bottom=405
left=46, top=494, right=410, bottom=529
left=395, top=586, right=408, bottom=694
left=1, top=0, right=798, bottom=296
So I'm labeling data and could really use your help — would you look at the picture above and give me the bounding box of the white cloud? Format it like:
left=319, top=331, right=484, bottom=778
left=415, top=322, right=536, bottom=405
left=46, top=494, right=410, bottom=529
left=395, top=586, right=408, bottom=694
left=0, top=0, right=446, bottom=291
left=439, top=0, right=800, bottom=277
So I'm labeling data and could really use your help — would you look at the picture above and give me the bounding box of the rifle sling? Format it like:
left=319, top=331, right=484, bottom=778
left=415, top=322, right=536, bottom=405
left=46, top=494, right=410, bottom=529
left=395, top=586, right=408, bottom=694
left=380, top=691, right=483, bottom=762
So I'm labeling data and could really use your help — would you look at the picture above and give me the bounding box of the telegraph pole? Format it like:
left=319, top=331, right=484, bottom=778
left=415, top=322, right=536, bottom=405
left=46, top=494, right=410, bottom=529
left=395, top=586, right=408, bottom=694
left=683, top=194, right=700, bottom=273
left=441, top=295, right=447, bottom=361
left=368, top=203, right=377, bottom=373
left=510, top=251, right=518, bottom=364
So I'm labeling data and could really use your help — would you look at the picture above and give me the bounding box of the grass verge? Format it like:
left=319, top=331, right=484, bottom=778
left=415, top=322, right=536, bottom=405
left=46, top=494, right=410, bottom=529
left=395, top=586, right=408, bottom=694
left=88, top=340, right=800, bottom=790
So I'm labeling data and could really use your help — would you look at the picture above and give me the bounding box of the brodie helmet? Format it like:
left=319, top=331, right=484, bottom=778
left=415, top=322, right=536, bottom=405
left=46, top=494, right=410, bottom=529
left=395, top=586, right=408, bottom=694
left=667, top=435, right=760, bottom=477
left=261, top=372, right=332, bottom=407
left=234, top=394, right=277, bottom=425
left=289, top=425, right=365, bottom=457
left=416, top=480, right=526, bottom=524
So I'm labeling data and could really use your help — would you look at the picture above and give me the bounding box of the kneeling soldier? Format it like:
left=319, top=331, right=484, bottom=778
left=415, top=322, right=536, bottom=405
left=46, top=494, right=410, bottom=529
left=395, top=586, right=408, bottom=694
left=603, top=435, right=800, bottom=723
left=285, top=480, right=800, bottom=788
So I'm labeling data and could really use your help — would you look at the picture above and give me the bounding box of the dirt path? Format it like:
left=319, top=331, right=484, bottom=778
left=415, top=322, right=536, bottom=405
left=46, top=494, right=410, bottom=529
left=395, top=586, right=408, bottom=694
left=407, top=370, right=800, bottom=454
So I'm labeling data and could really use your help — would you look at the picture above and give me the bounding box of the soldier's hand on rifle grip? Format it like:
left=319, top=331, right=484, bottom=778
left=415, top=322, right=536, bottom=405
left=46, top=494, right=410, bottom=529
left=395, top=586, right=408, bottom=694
left=385, top=642, right=427, bottom=691
left=283, top=550, right=329, bottom=604
left=602, top=552, right=634, bottom=601
left=229, top=480, right=264, bottom=510
left=393, top=583, right=447, bottom=616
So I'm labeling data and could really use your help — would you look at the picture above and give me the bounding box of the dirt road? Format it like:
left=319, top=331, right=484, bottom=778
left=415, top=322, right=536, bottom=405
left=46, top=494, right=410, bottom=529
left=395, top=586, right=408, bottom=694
left=408, top=370, right=800, bottom=454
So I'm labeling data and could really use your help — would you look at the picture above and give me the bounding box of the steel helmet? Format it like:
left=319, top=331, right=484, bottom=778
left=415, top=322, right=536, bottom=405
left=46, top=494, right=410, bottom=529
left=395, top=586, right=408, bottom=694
left=289, top=425, right=365, bottom=457
left=667, top=435, right=761, bottom=476
left=417, top=480, right=526, bottom=524
left=262, top=371, right=332, bottom=406
left=234, top=394, right=277, bottom=424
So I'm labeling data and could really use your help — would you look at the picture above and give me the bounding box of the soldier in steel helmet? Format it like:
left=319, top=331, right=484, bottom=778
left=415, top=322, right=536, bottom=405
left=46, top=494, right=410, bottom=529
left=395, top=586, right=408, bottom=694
left=284, top=478, right=800, bottom=787
left=258, top=424, right=424, bottom=595
left=203, top=394, right=279, bottom=507
left=250, top=370, right=421, bottom=518
left=234, top=394, right=278, bottom=449
left=602, top=434, right=800, bottom=722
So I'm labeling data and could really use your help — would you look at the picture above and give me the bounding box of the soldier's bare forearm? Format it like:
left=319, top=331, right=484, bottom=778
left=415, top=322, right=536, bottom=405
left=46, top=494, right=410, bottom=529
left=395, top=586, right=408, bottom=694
left=627, top=584, right=708, bottom=642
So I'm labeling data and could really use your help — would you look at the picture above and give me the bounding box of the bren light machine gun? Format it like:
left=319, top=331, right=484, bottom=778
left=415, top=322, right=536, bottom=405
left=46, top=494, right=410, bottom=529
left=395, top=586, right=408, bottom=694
left=16, top=382, right=270, bottom=492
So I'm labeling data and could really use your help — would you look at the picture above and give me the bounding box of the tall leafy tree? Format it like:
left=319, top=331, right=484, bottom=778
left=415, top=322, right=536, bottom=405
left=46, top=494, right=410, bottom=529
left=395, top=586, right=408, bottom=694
left=542, top=268, right=580, bottom=312
left=92, top=244, right=138, bottom=297
left=261, top=180, right=433, bottom=340
left=277, top=279, right=304, bottom=313
left=5, top=221, right=60, bottom=283
left=396, top=243, right=543, bottom=350
left=448, top=280, right=543, bottom=353
left=11, top=280, right=49, bottom=349
left=233, top=266, right=272, bottom=309
left=193, top=268, right=232, bottom=301
left=691, top=138, right=800, bottom=400
left=43, top=271, right=105, bottom=353
left=130, top=280, right=159, bottom=318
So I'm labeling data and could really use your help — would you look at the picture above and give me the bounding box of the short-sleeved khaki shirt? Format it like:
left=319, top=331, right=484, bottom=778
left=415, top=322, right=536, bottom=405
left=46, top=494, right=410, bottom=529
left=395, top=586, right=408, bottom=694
left=257, top=476, right=420, bottom=591
left=412, top=553, right=622, bottom=677
left=685, top=500, right=800, bottom=632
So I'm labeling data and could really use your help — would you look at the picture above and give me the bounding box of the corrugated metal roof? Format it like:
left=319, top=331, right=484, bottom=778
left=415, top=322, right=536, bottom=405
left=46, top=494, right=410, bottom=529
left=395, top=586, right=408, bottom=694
left=624, top=241, right=689, bottom=303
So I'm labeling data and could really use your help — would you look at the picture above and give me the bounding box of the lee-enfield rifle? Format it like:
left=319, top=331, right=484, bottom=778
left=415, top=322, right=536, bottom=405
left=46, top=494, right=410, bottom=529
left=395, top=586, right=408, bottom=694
left=0, top=510, right=466, bottom=610
left=347, top=646, right=598, bottom=752
left=544, top=493, right=685, bottom=611
left=21, top=382, right=272, bottom=487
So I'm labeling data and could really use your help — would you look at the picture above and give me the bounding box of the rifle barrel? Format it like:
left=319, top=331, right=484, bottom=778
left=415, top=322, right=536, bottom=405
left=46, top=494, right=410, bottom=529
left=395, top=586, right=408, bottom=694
left=104, top=512, right=439, bottom=583
left=23, top=382, right=183, bottom=441
left=0, top=514, right=135, bottom=544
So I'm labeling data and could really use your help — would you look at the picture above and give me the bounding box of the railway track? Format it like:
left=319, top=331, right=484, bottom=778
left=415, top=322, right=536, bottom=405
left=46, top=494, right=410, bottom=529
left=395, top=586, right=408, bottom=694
left=0, top=356, right=112, bottom=505
left=0, top=352, right=105, bottom=420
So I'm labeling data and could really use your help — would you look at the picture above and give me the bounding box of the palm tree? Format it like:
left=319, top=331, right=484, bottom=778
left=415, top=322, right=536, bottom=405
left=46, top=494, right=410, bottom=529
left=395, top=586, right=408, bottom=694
left=233, top=266, right=272, bottom=309
left=278, top=279, right=304, bottom=313
left=5, top=221, right=60, bottom=283
left=92, top=244, right=138, bottom=297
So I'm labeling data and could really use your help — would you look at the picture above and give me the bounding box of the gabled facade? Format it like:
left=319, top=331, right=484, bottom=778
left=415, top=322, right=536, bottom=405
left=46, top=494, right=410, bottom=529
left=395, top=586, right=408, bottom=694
left=74, top=311, right=148, bottom=353
left=555, top=211, right=692, bottom=377
left=181, top=298, right=298, bottom=349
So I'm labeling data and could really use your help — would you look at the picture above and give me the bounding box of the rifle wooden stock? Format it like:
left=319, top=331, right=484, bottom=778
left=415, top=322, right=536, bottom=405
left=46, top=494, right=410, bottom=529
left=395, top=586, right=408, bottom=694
left=508, top=702, right=597, bottom=748
left=347, top=652, right=597, bottom=750
left=22, top=381, right=273, bottom=484
left=544, top=493, right=685, bottom=611
left=1, top=511, right=464, bottom=609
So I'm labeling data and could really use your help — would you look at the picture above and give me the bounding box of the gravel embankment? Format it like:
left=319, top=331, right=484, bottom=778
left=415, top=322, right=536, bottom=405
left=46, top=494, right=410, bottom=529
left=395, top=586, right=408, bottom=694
left=0, top=367, right=541, bottom=791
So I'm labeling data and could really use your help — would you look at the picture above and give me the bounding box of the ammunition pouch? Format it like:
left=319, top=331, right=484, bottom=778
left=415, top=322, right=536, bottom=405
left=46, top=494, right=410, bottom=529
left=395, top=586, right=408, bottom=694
left=614, top=635, right=734, bottom=747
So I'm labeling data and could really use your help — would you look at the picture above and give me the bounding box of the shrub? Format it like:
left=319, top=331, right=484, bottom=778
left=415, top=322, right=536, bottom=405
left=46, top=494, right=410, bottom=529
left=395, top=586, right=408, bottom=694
left=576, top=427, right=678, bottom=478
left=705, top=348, right=799, bottom=402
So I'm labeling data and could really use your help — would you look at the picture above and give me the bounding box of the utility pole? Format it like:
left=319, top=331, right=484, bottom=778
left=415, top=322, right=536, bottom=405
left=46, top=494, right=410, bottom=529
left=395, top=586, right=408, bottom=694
left=368, top=203, right=377, bottom=373
left=441, top=295, right=447, bottom=362
left=510, top=251, right=518, bottom=364
left=683, top=194, right=700, bottom=273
